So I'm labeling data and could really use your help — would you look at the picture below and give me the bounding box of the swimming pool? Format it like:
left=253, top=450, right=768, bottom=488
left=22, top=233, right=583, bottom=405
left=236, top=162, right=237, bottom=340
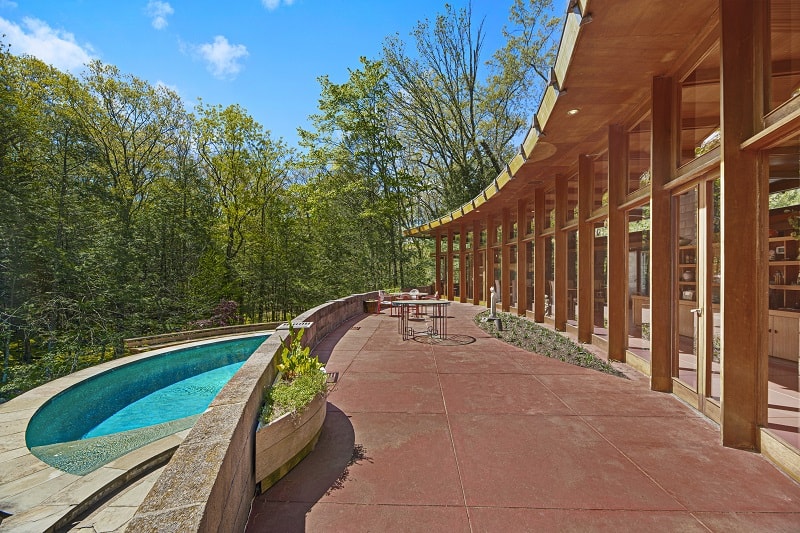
left=26, top=334, right=268, bottom=475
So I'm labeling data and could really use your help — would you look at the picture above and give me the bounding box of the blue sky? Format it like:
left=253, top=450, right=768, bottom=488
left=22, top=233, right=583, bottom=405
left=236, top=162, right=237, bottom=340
left=0, top=0, right=540, bottom=150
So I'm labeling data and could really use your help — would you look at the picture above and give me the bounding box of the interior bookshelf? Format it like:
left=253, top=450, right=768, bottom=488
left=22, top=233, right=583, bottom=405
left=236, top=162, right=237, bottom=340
left=769, top=235, right=800, bottom=311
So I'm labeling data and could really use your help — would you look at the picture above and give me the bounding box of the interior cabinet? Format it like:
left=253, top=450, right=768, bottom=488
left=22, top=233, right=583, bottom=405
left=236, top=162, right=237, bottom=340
left=768, top=311, right=799, bottom=361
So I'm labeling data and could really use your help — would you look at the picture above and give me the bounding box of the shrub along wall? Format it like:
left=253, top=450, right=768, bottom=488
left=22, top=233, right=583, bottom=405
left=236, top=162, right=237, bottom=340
left=126, top=292, right=376, bottom=532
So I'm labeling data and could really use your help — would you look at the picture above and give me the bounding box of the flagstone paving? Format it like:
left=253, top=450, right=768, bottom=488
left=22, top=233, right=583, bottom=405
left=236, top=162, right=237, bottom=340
left=247, top=302, right=800, bottom=532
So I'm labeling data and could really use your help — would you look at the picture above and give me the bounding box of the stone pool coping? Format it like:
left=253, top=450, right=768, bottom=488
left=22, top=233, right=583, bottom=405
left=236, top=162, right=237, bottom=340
left=0, top=331, right=272, bottom=532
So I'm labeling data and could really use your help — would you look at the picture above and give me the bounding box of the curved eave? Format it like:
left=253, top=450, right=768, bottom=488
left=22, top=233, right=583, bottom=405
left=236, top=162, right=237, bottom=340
left=405, top=0, right=718, bottom=238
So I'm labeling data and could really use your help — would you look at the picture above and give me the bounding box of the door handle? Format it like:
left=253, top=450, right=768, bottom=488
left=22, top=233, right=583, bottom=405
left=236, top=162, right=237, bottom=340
left=690, top=308, right=703, bottom=317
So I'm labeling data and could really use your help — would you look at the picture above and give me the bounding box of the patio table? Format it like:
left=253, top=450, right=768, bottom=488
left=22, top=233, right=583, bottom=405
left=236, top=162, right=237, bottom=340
left=392, top=299, right=450, bottom=340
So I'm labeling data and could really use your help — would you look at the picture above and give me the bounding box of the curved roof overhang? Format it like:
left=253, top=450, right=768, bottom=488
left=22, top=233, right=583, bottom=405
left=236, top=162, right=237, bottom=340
left=406, top=0, right=718, bottom=238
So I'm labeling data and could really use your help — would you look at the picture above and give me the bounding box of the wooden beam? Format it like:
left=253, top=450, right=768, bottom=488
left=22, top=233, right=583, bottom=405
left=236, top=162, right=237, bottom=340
left=578, top=155, right=594, bottom=342
left=607, top=124, right=628, bottom=361
left=719, top=0, right=768, bottom=450
left=650, top=76, right=675, bottom=392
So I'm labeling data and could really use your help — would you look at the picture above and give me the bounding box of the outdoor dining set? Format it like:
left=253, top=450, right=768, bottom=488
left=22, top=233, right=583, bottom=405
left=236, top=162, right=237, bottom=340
left=377, top=290, right=450, bottom=341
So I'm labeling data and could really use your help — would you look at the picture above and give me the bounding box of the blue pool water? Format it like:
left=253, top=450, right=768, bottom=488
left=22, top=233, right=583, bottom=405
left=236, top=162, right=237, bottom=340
left=26, top=334, right=268, bottom=475
left=83, top=360, right=245, bottom=439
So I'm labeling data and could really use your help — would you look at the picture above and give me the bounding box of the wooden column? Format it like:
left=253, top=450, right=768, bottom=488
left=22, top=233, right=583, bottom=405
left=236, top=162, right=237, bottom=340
left=607, top=124, right=627, bottom=361
left=534, top=189, right=546, bottom=322
left=446, top=230, right=454, bottom=300
left=473, top=220, right=481, bottom=305
left=435, top=231, right=442, bottom=295
left=650, top=76, right=675, bottom=392
left=517, top=198, right=528, bottom=315
left=578, top=155, right=594, bottom=343
left=501, top=208, right=512, bottom=312
left=459, top=223, right=467, bottom=303
left=719, top=0, right=768, bottom=450
left=554, top=178, right=568, bottom=331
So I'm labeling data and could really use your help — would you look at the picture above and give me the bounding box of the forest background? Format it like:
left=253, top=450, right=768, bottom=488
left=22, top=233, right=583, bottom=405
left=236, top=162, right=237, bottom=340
left=0, top=0, right=559, bottom=399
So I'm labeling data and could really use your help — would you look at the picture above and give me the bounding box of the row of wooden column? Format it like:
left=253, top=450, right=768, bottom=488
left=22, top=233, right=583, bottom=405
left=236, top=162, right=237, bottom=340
left=432, top=0, right=767, bottom=450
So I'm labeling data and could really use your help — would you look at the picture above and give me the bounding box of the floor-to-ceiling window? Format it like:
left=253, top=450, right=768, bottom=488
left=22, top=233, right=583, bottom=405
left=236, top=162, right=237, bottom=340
left=626, top=115, right=652, bottom=363
left=765, top=134, right=800, bottom=451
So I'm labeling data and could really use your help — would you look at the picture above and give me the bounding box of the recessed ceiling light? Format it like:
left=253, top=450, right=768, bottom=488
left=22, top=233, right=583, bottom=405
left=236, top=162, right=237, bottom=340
left=567, top=108, right=580, bottom=116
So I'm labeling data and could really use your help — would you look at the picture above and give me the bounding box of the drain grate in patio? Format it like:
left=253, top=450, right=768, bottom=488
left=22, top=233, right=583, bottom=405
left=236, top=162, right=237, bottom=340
left=412, top=334, right=476, bottom=346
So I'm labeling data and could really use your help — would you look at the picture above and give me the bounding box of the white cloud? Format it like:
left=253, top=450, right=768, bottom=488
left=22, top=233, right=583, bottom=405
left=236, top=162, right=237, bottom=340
left=197, top=35, right=248, bottom=80
left=261, top=0, right=295, bottom=11
left=156, top=80, right=180, bottom=96
left=0, top=1, right=19, bottom=9
left=0, top=16, right=94, bottom=71
left=146, top=0, right=173, bottom=30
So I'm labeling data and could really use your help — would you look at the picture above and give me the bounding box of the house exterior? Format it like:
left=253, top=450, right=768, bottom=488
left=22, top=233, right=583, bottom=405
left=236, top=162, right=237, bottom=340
left=407, top=0, right=800, bottom=481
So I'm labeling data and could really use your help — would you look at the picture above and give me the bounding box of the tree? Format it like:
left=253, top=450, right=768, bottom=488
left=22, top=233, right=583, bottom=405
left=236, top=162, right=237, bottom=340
left=193, top=102, right=292, bottom=311
left=383, top=1, right=560, bottom=215
left=300, top=57, right=420, bottom=289
left=487, top=0, right=561, bottom=138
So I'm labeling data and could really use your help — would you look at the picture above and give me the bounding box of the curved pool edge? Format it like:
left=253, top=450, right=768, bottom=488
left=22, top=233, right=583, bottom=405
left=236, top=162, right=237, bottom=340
left=126, top=292, right=375, bottom=532
left=0, top=330, right=273, bottom=532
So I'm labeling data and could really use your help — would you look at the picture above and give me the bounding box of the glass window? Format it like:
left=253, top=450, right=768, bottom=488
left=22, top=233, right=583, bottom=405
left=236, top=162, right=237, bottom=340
left=545, top=189, right=556, bottom=230
left=628, top=117, right=652, bottom=195
left=679, top=42, right=720, bottom=167
left=627, top=205, right=651, bottom=360
left=509, top=245, right=518, bottom=308
left=526, top=242, right=535, bottom=312
left=594, top=222, right=608, bottom=336
left=566, top=176, right=579, bottom=222
left=567, top=231, right=578, bottom=324
left=465, top=253, right=474, bottom=300
left=593, top=154, right=609, bottom=211
left=545, top=237, right=555, bottom=317
left=765, top=136, right=800, bottom=444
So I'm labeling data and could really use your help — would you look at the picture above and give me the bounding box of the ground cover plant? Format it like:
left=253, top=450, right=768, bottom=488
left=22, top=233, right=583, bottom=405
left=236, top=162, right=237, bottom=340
left=474, top=311, right=626, bottom=378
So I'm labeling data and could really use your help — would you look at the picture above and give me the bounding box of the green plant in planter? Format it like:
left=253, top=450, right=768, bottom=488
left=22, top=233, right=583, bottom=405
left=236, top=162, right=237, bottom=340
left=276, top=325, right=321, bottom=379
left=261, top=323, right=327, bottom=425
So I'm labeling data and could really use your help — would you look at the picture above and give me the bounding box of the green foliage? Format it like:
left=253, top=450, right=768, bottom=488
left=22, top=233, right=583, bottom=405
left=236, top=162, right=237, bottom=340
left=261, top=323, right=327, bottom=424
left=474, top=311, right=626, bottom=378
left=276, top=324, right=323, bottom=380
left=260, top=370, right=327, bottom=424
left=0, top=1, right=558, bottom=397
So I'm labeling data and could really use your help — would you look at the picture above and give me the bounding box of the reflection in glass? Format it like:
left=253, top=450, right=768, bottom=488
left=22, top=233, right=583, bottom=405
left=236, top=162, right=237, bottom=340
left=627, top=206, right=651, bottom=361
left=675, top=188, right=699, bottom=390
left=567, top=231, right=578, bottom=325
left=594, top=222, right=608, bottom=336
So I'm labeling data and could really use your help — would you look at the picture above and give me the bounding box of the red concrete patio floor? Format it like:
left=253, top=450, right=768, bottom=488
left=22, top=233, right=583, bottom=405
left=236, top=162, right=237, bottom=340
left=246, top=302, right=800, bottom=532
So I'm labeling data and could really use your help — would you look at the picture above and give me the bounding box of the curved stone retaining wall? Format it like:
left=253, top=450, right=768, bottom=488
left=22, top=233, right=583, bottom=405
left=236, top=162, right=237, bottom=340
left=126, top=292, right=376, bottom=532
